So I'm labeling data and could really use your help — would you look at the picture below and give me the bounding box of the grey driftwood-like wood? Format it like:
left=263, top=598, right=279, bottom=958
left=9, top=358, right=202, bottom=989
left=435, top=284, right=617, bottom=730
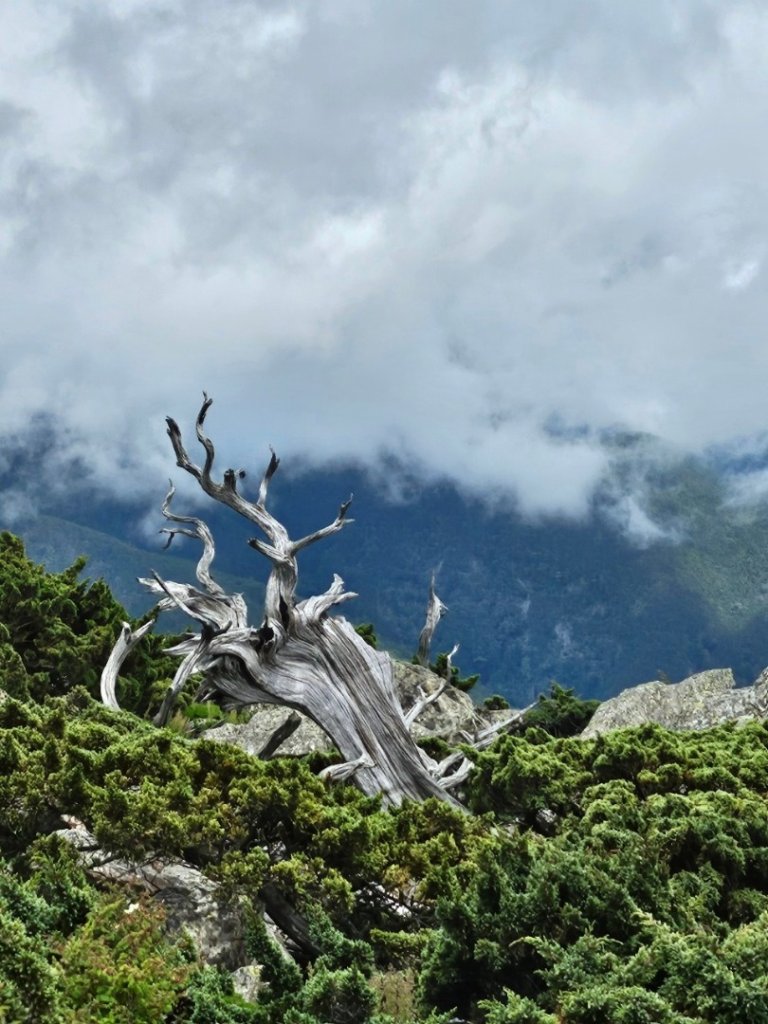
left=404, top=643, right=457, bottom=729
left=104, top=395, right=478, bottom=807
left=257, top=710, right=302, bottom=760
left=416, top=574, right=447, bottom=667
left=100, top=620, right=155, bottom=710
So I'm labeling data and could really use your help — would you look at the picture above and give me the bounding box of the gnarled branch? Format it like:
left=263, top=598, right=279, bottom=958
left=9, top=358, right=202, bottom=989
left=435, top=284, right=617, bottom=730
left=100, top=620, right=155, bottom=711
left=298, top=574, right=358, bottom=622
left=153, top=644, right=208, bottom=727
left=319, top=752, right=375, bottom=783
left=405, top=675, right=449, bottom=730
left=258, top=711, right=302, bottom=759
left=291, top=494, right=354, bottom=555
left=472, top=704, right=534, bottom=749
left=159, top=482, right=225, bottom=599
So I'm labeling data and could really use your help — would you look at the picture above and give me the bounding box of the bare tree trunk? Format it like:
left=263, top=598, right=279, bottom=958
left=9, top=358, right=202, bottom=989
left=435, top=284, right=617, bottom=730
left=107, top=395, right=466, bottom=808
left=416, top=574, right=447, bottom=667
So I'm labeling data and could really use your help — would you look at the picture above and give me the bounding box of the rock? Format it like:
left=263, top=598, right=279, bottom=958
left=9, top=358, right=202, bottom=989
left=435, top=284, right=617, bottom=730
left=231, top=964, right=263, bottom=1004
left=535, top=808, right=558, bottom=836
left=204, top=704, right=332, bottom=758
left=393, top=661, right=481, bottom=744
left=57, top=826, right=249, bottom=969
left=581, top=668, right=768, bottom=738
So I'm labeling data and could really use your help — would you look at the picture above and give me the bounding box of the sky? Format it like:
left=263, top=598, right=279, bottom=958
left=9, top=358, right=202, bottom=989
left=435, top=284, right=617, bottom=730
left=2, top=0, right=768, bottom=525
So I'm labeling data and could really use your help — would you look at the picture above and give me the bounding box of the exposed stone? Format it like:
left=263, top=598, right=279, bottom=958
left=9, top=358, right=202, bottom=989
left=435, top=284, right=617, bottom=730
left=57, top=826, right=249, bottom=969
left=535, top=808, right=558, bottom=836
left=231, top=964, right=263, bottom=1004
left=204, top=704, right=332, bottom=757
left=581, top=668, right=768, bottom=738
left=393, top=661, right=482, bottom=744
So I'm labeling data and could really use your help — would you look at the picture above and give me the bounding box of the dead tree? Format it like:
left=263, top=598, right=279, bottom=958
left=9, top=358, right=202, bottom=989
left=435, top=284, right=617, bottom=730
left=416, top=574, right=447, bottom=667
left=101, top=395, right=496, bottom=808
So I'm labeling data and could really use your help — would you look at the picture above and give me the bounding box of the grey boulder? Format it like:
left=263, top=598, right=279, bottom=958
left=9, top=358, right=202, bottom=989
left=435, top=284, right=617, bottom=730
left=581, top=668, right=768, bottom=738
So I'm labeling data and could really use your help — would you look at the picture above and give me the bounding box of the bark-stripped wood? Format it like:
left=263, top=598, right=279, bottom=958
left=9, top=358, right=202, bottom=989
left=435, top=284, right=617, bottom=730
left=472, top=704, right=537, bottom=750
left=416, top=574, right=447, bottom=666
left=404, top=676, right=449, bottom=730
left=405, top=642, right=459, bottom=728
left=100, top=620, right=155, bottom=710
left=104, top=395, right=468, bottom=807
left=258, top=711, right=302, bottom=760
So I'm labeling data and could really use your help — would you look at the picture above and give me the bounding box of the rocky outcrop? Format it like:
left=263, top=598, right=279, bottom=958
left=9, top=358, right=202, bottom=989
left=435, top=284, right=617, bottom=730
left=393, top=661, right=482, bottom=744
left=204, top=704, right=332, bottom=758
left=57, top=825, right=250, bottom=970
left=231, top=964, right=263, bottom=1004
left=581, top=668, right=768, bottom=738
left=203, top=660, right=486, bottom=757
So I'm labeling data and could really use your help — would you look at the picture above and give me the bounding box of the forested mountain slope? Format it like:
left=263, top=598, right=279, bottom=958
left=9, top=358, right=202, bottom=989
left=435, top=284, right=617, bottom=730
left=9, top=445, right=768, bottom=705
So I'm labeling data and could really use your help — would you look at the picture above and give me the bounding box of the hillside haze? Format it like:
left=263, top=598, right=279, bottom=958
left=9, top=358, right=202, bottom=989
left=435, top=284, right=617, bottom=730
left=6, top=442, right=768, bottom=707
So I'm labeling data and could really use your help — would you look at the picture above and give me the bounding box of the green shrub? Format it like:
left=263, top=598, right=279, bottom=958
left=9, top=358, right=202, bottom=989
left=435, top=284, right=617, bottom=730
left=429, top=652, right=479, bottom=693
left=522, top=683, right=599, bottom=737
left=355, top=623, right=378, bottom=649
left=0, top=902, right=62, bottom=1022
left=298, top=962, right=377, bottom=1024
left=172, top=965, right=261, bottom=1023
left=483, top=694, right=510, bottom=711
left=57, top=895, right=192, bottom=1024
left=0, top=532, right=176, bottom=713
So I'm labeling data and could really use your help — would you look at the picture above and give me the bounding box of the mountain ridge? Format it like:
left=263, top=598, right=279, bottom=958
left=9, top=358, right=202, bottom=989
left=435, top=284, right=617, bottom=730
left=7, top=444, right=768, bottom=706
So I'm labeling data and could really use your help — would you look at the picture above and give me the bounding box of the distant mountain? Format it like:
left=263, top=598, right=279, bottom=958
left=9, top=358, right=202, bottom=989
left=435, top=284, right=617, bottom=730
left=7, top=445, right=768, bottom=707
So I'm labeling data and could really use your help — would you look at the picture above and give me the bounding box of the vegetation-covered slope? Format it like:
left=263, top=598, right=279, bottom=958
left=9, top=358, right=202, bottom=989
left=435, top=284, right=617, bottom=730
left=1, top=535, right=768, bottom=1022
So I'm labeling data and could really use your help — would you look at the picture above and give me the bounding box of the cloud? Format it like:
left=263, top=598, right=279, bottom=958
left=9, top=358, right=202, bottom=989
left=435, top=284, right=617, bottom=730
left=2, top=1, right=768, bottom=522
left=723, top=253, right=763, bottom=291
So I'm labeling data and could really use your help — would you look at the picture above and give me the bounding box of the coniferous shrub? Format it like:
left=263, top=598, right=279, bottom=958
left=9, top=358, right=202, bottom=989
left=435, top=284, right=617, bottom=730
left=3, top=541, right=768, bottom=1022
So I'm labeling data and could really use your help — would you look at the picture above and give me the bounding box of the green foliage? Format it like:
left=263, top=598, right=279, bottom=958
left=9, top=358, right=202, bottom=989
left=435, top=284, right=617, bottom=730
left=5, top=685, right=768, bottom=1023
left=429, top=651, right=479, bottom=693
left=57, top=894, right=192, bottom=1023
left=26, top=833, right=95, bottom=933
left=244, top=911, right=302, bottom=1019
left=294, top=962, right=377, bottom=1024
left=0, top=532, right=175, bottom=713
left=355, top=623, right=379, bottom=649
left=419, top=721, right=768, bottom=1020
left=482, top=694, right=510, bottom=711
left=479, top=992, right=557, bottom=1023
left=0, top=889, right=62, bottom=1022
left=5, top=541, right=768, bottom=1022
left=522, top=683, right=599, bottom=737
left=173, top=965, right=261, bottom=1023
left=184, top=701, right=227, bottom=722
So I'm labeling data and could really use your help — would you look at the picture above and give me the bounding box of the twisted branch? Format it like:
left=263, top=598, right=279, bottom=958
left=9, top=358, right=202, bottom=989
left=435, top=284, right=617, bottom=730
left=100, top=620, right=155, bottom=711
left=159, top=482, right=225, bottom=599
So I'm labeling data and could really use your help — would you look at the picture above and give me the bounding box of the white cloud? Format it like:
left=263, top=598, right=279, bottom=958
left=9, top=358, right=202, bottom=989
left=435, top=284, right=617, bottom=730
left=1, top=1, right=768, bottom=521
left=723, top=254, right=762, bottom=291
